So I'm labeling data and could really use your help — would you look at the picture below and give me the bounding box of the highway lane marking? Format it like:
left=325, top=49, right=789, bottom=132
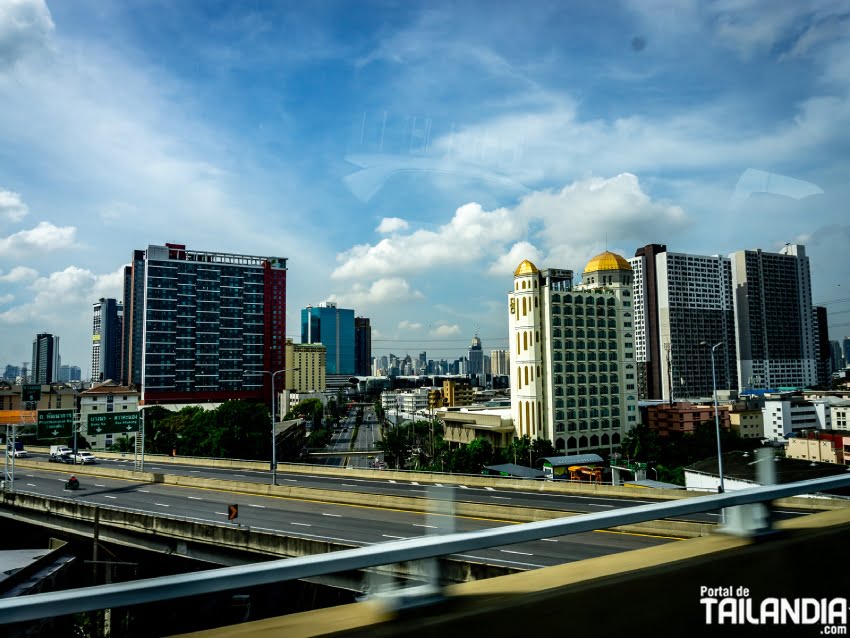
left=282, top=479, right=298, bottom=482
left=103, top=495, right=117, bottom=499
left=154, top=503, right=170, bottom=507
left=28, top=467, right=690, bottom=537
left=455, top=554, right=544, bottom=569
left=95, top=484, right=106, bottom=487
left=484, top=487, right=495, bottom=491
left=291, top=522, right=311, bottom=527
left=459, top=485, right=468, bottom=489
left=189, top=470, right=201, bottom=473
left=248, top=504, right=266, bottom=509
left=322, top=513, right=342, bottom=517
left=435, top=483, right=444, bottom=487
left=591, top=504, right=615, bottom=508
left=25, top=475, right=34, bottom=478
left=541, top=538, right=558, bottom=542
left=26, top=483, right=36, bottom=486
left=341, top=483, right=356, bottom=487
left=412, top=524, right=437, bottom=529
left=410, top=481, right=419, bottom=485
left=188, top=497, right=203, bottom=500
left=500, top=549, right=534, bottom=556
left=382, top=535, right=408, bottom=540
left=491, top=496, right=511, bottom=500
left=234, top=474, right=247, bottom=477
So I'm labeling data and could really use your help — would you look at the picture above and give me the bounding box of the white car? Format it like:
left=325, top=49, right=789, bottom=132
left=73, top=451, right=97, bottom=464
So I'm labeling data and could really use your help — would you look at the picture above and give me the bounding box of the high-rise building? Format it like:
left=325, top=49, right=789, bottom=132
left=31, top=333, right=59, bottom=384
left=842, top=337, right=850, bottom=371
left=630, top=247, right=737, bottom=400
left=490, top=349, right=510, bottom=375
left=57, top=365, right=82, bottom=382
left=730, top=244, right=816, bottom=390
left=468, top=334, right=484, bottom=383
left=91, top=298, right=123, bottom=383
left=354, top=317, right=372, bottom=376
left=509, top=253, right=638, bottom=453
left=2, top=365, right=20, bottom=382
left=122, top=243, right=287, bottom=404
left=830, top=340, right=844, bottom=373
left=284, top=339, right=326, bottom=392
left=812, top=306, right=832, bottom=386
left=301, top=302, right=354, bottom=375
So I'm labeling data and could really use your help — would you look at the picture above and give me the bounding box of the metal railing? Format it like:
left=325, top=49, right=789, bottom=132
left=2, top=472, right=850, bottom=624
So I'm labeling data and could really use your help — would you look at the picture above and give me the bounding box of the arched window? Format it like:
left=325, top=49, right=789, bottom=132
left=564, top=294, right=572, bottom=303
left=554, top=363, right=563, bottom=372
left=555, top=398, right=564, bottom=408
left=516, top=367, right=521, bottom=388
left=567, top=398, right=576, bottom=407
left=552, top=293, right=560, bottom=303
left=553, top=328, right=562, bottom=337
left=523, top=332, right=528, bottom=350
left=555, top=386, right=564, bottom=396
left=554, top=352, right=562, bottom=361
left=522, top=297, right=527, bottom=315
left=575, top=296, right=583, bottom=304
left=524, top=366, right=529, bottom=385
left=607, top=298, right=616, bottom=306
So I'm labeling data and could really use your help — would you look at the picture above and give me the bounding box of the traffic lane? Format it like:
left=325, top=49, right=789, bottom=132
left=13, top=468, right=677, bottom=569
left=11, top=456, right=755, bottom=523
left=16, top=455, right=809, bottom=524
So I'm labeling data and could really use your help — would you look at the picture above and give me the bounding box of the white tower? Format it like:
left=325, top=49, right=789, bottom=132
left=509, top=260, right=545, bottom=439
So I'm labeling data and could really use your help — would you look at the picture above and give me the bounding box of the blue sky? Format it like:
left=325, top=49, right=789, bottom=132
left=1, top=0, right=849, bottom=377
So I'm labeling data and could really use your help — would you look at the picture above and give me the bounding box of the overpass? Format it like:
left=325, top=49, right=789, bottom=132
left=2, top=469, right=849, bottom=636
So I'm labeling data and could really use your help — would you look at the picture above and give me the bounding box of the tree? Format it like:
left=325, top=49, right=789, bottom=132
left=109, top=435, right=134, bottom=453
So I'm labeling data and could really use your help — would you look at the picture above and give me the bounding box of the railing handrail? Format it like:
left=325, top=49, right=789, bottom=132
left=1, top=473, right=849, bottom=624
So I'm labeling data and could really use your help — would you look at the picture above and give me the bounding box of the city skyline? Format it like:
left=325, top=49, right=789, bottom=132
left=2, top=1, right=850, bottom=376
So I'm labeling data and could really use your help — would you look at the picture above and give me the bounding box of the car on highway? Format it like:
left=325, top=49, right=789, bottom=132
left=73, top=451, right=97, bottom=464
left=6, top=442, right=27, bottom=458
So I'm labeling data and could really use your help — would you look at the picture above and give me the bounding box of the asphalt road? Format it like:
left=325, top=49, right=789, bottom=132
left=7, top=464, right=677, bottom=570
left=22, top=450, right=817, bottom=527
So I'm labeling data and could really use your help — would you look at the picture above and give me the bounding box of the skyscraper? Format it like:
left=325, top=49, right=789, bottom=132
left=490, top=349, right=510, bottom=375
left=122, top=243, right=287, bottom=404
left=813, top=306, right=832, bottom=386
left=730, top=244, right=816, bottom=390
left=509, top=253, right=637, bottom=453
left=468, top=334, right=484, bottom=383
left=91, top=298, right=123, bottom=383
left=31, top=333, right=59, bottom=384
left=354, top=317, right=372, bottom=376
left=301, top=302, right=355, bottom=375
left=630, top=246, right=737, bottom=400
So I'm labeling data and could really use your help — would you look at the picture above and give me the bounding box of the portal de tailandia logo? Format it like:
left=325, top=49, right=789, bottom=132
left=700, top=587, right=848, bottom=634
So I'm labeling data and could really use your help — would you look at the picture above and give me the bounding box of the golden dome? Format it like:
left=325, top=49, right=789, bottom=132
left=514, top=259, right=539, bottom=277
left=583, top=251, right=632, bottom=273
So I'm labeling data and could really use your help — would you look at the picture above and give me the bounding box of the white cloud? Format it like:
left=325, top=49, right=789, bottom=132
left=0, top=293, right=12, bottom=304
left=0, top=221, right=76, bottom=256
left=488, top=241, right=544, bottom=276
left=0, top=264, right=123, bottom=325
left=332, top=202, right=526, bottom=280
left=335, top=174, right=684, bottom=287
left=518, top=174, right=688, bottom=248
left=0, top=265, right=38, bottom=282
left=430, top=323, right=461, bottom=337
left=398, top=320, right=423, bottom=331
left=0, top=0, right=54, bottom=69
left=0, top=189, right=28, bottom=222
left=326, top=277, right=423, bottom=308
left=376, top=217, right=409, bottom=233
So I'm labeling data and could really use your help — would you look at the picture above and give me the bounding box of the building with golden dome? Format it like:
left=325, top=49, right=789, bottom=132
left=508, top=253, right=638, bottom=454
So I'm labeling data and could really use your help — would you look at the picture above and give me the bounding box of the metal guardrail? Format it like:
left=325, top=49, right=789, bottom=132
left=2, top=472, right=850, bottom=624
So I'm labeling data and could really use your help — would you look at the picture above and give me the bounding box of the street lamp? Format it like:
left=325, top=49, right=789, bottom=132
left=700, top=341, right=725, bottom=495
left=245, top=367, right=299, bottom=486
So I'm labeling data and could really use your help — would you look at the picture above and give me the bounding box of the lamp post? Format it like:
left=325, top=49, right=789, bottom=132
left=700, top=341, right=725, bottom=495
left=246, top=367, right=299, bottom=486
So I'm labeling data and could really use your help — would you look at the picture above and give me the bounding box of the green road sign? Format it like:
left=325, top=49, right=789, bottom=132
left=87, top=412, right=140, bottom=435
left=22, top=384, right=41, bottom=402
left=37, top=409, right=74, bottom=439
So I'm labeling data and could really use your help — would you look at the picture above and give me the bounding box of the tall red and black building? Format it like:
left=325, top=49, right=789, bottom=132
left=121, top=243, right=287, bottom=405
